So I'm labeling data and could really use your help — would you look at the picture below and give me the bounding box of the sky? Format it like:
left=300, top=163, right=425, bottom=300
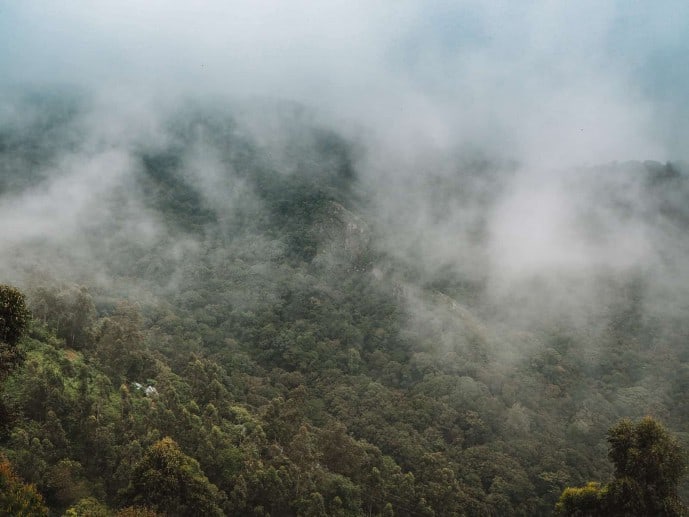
left=2, top=1, right=689, bottom=165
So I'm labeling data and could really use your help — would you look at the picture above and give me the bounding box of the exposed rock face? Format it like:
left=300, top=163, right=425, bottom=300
left=313, top=201, right=370, bottom=262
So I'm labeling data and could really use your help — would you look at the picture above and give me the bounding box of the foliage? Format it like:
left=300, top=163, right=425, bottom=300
left=64, top=497, right=110, bottom=517
left=0, top=284, right=30, bottom=346
left=0, top=454, right=48, bottom=516
left=556, top=417, right=688, bottom=516
left=126, top=437, right=225, bottom=517
left=556, top=482, right=606, bottom=516
left=3, top=100, right=689, bottom=515
left=114, top=507, right=160, bottom=517
left=28, top=283, right=96, bottom=350
left=0, top=284, right=30, bottom=381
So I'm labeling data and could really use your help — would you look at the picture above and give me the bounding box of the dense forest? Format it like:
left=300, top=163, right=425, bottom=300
left=1, top=92, right=689, bottom=516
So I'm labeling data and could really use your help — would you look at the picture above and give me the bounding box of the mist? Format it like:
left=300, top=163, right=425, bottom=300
left=2, top=1, right=689, bottom=336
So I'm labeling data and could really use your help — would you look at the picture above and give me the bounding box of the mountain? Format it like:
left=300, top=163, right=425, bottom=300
left=1, top=92, right=689, bottom=516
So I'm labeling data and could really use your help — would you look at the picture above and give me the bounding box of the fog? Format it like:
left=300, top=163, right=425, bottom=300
left=3, top=2, right=685, bottom=158
left=2, top=1, right=689, bottom=339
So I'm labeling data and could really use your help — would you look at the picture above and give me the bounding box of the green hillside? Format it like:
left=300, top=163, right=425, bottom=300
left=1, top=95, right=689, bottom=516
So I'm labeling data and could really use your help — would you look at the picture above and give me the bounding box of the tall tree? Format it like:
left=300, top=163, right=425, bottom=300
left=0, top=284, right=30, bottom=380
left=556, top=417, right=687, bottom=516
left=125, top=437, right=226, bottom=516
left=0, top=454, right=48, bottom=516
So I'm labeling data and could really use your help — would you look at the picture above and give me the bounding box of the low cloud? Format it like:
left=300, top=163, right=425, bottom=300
left=1, top=1, right=688, bottom=335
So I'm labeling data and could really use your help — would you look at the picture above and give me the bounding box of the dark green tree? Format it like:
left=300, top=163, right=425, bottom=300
left=0, top=284, right=30, bottom=380
left=125, top=437, right=226, bottom=517
left=115, top=507, right=161, bottom=517
left=0, top=454, right=48, bottom=516
left=64, top=497, right=110, bottom=516
left=556, top=417, right=688, bottom=516
left=28, top=284, right=96, bottom=349
left=0, top=285, right=30, bottom=437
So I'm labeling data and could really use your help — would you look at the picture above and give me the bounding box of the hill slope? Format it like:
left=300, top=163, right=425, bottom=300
left=1, top=94, right=689, bottom=515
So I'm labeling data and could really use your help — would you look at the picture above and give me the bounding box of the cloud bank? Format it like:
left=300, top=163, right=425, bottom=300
left=3, top=1, right=687, bottom=162
left=1, top=1, right=689, bottom=332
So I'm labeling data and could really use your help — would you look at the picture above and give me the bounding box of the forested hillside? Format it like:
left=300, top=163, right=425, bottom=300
left=1, top=93, right=689, bottom=516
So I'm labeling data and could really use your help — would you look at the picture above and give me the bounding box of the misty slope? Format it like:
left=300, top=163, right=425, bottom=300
left=2, top=93, right=689, bottom=516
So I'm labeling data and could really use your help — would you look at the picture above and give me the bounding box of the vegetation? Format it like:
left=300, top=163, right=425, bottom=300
left=557, top=417, right=688, bottom=516
left=0, top=454, right=48, bottom=516
left=1, top=98, right=689, bottom=515
left=0, top=284, right=30, bottom=380
left=125, top=437, right=225, bottom=516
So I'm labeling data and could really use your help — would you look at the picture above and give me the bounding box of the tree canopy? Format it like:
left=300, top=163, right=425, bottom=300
left=126, top=437, right=225, bottom=517
left=557, top=417, right=688, bottom=516
left=0, top=284, right=30, bottom=381
left=3, top=99, right=689, bottom=515
left=0, top=454, right=48, bottom=516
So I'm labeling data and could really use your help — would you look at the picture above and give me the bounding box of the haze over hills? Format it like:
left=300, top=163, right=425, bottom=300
left=0, top=91, right=689, bottom=515
left=2, top=2, right=689, bottom=516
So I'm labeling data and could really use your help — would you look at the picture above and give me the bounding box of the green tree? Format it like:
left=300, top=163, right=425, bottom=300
left=556, top=417, right=688, bottom=516
left=0, top=454, right=48, bottom=516
left=63, top=497, right=110, bottom=517
left=28, top=284, right=96, bottom=349
left=0, top=284, right=30, bottom=380
left=0, top=285, right=30, bottom=437
left=114, top=507, right=160, bottom=517
left=125, top=437, right=225, bottom=516
left=95, top=302, right=154, bottom=381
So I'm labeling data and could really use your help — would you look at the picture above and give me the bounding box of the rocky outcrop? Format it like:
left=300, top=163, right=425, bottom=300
left=312, top=201, right=370, bottom=261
